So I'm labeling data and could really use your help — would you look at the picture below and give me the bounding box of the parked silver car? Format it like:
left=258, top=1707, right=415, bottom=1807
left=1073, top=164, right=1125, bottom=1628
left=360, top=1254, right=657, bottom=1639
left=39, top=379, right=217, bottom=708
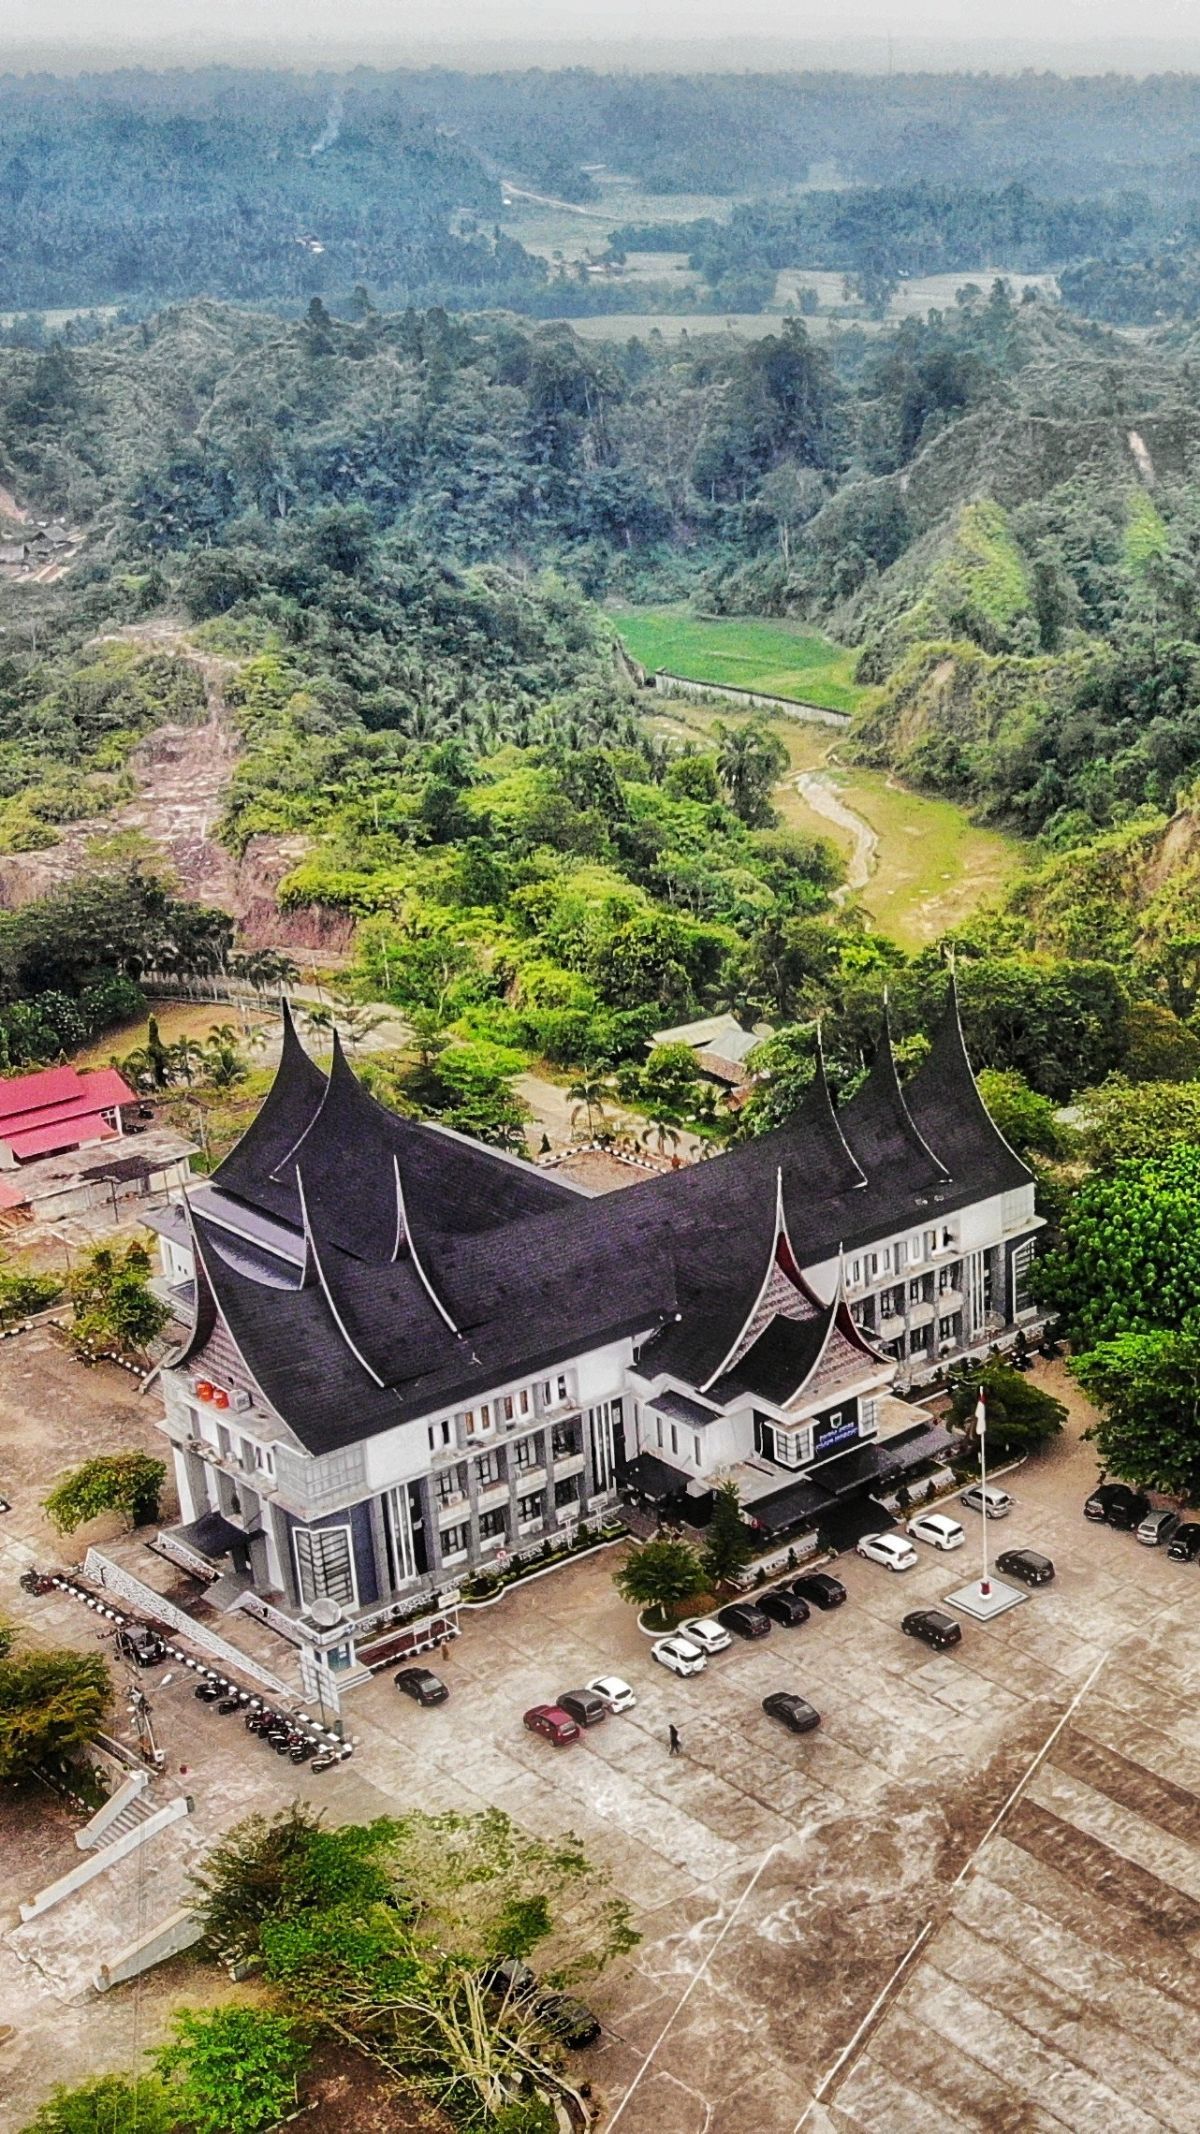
left=960, top=1483, right=1013, bottom=1519
left=1137, top=1508, right=1183, bottom=1547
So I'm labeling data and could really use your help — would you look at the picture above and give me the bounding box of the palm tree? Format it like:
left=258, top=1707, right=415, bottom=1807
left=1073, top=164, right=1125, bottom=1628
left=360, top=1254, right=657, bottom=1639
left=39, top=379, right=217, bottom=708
left=169, top=1036, right=206, bottom=1087
left=302, top=1004, right=337, bottom=1042
left=642, top=1117, right=681, bottom=1159
left=339, top=1006, right=389, bottom=1052
left=203, top=1033, right=247, bottom=1090
left=568, top=1067, right=616, bottom=1141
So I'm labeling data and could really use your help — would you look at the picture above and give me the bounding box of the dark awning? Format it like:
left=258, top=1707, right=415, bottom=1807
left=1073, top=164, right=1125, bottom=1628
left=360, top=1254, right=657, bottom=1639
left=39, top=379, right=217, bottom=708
left=618, top=1451, right=692, bottom=1503
left=176, top=1509, right=246, bottom=1559
left=647, top=1390, right=722, bottom=1429
left=875, top=1423, right=962, bottom=1477
left=807, top=1440, right=900, bottom=1498
left=747, top=1476, right=833, bottom=1534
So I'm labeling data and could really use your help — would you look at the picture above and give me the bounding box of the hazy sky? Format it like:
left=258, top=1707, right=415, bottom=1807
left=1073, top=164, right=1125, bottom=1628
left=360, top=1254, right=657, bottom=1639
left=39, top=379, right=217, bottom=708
left=6, top=0, right=1200, bottom=66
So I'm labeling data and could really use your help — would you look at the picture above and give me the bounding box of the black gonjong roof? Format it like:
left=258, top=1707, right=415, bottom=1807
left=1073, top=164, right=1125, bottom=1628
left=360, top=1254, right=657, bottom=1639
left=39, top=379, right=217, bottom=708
left=706, top=1297, right=837, bottom=1407
left=210, top=1000, right=326, bottom=1209
left=837, top=1011, right=949, bottom=1192
left=904, top=989, right=1031, bottom=1197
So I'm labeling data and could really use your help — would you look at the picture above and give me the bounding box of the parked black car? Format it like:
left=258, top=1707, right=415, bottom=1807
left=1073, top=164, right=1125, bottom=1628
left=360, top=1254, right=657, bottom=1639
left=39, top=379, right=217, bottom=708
left=790, top=1572, right=847, bottom=1610
left=556, top=1688, right=609, bottom=1728
left=757, top=1589, right=810, bottom=1627
left=995, top=1548, right=1055, bottom=1586
left=1084, top=1483, right=1149, bottom=1529
left=716, top=1602, right=771, bottom=1639
left=115, top=1626, right=166, bottom=1668
left=394, top=1667, right=448, bottom=1706
left=762, top=1691, right=821, bottom=1734
left=1168, top=1522, right=1200, bottom=1562
left=901, top=1609, right=963, bottom=1651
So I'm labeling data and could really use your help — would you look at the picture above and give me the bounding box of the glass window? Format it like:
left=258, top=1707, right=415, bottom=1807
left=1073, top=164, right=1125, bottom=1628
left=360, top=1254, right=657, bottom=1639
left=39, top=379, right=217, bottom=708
left=479, top=1508, right=506, bottom=1541
left=554, top=1476, right=578, bottom=1509
left=693, top=1435, right=702, bottom=1465
left=518, top=1494, right=543, bottom=1525
left=552, top=1423, right=578, bottom=1459
left=437, top=1467, right=464, bottom=1505
left=924, top=1230, right=937, bottom=1257
left=655, top=1416, right=663, bottom=1448
left=293, top=1524, right=355, bottom=1608
left=475, top=1450, right=501, bottom=1487
left=670, top=1424, right=679, bottom=1454
left=513, top=1437, right=539, bottom=1471
left=939, top=1315, right=958, bottom=1339
left=441, top=1523, right=468, bottom=1556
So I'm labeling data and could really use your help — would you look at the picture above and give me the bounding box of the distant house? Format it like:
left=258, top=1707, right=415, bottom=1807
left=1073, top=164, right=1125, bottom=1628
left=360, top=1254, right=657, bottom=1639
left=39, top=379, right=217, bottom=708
left=650, top=1014, right=773, bottom=1091
left=0, top=541, right=29, bottom=574
left=0, top=1064, right=136, bottom=1168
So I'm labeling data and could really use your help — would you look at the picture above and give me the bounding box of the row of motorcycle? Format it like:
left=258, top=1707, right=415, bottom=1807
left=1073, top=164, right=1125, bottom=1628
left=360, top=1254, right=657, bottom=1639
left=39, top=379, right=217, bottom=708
left=192, top=1678, right=344, bottom=1769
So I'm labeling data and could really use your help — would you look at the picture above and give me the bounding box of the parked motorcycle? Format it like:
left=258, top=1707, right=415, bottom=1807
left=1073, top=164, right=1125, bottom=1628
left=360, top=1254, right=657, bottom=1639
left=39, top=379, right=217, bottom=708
left=216, top=1695, right=242, bottom=1715
left=194, top=1679, right=225, bottom=1703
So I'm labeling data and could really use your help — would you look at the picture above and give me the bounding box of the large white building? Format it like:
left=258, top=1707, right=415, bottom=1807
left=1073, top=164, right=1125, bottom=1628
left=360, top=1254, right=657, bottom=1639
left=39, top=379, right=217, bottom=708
left=148, top=992, right=1040, bottom=1685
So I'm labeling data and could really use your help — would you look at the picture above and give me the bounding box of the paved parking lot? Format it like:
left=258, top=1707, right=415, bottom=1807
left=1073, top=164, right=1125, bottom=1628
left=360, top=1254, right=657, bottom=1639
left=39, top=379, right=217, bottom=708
left=7, top=1352, right=1200, bottom=2132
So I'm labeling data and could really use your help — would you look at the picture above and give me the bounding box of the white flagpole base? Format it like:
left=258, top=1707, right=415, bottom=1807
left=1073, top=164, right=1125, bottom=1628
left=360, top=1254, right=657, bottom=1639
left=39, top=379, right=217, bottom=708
left=945, top=1577, right=1028, bottom=1622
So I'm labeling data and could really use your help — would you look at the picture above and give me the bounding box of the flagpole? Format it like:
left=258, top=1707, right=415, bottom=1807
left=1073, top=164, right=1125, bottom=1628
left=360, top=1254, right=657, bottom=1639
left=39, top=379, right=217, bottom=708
left=977, top=1390, right=990, bottom=1597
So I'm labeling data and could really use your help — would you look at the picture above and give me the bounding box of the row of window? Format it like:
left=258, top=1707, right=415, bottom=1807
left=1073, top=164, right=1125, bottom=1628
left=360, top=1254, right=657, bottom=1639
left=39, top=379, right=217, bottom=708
left=211, top=1418, right=275, bottom=1479
left=426, top=1374, right=574, bottom=1454
left=440, top=1478, right=581, bottom=1560
left=848, top=1227, right=956, bottom=1289
left=435, top=1424, right=580, bottom=1505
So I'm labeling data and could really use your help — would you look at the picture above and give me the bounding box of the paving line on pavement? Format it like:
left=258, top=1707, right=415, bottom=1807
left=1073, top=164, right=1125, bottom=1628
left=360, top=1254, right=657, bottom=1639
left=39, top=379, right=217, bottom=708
left=793, top=1644, right=1113, bottom=2131
left=606, top=1841, right=783, bottom=2130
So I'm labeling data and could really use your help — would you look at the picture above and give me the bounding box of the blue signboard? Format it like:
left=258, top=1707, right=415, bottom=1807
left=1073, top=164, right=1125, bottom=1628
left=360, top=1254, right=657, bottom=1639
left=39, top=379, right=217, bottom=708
left=811, top=1403, right=860, bottom=1460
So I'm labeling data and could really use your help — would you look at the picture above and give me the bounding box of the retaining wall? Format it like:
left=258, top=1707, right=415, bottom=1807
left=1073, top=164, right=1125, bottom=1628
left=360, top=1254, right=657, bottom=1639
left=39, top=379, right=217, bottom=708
left=652, top=670, right=850, bottom=726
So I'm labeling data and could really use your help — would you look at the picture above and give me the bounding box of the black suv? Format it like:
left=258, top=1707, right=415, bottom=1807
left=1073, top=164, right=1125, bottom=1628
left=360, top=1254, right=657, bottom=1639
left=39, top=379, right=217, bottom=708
left=1084, top=1483, right=1149, bottom=1529
left=716, top=1602, right=771, bottom=1639
left=902, top=1609, right=963, bottom=1651
left=394, top=1667, right=448, bottom=1705
left=790, top=1572, right=847, bottom=1610
left=996, top=1548, right=1055, bottom=1586
left=763, top=1691, right=821, bottom=1734
left=556, top=1689, right=609, bottom=1728
left=757, top=1589, right=810, bottom=1628
left=1168, top=1522, right=1200, bottom=1562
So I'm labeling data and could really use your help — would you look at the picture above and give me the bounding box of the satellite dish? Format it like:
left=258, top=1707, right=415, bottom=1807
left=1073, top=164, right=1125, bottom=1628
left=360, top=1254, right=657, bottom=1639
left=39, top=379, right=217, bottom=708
left=308, top=1597, right=343, bottom=1630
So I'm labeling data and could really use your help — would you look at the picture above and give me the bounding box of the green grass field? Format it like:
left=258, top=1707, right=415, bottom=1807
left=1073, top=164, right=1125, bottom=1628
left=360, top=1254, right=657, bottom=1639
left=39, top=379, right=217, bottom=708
left=613, top=608, right=866, bottom=714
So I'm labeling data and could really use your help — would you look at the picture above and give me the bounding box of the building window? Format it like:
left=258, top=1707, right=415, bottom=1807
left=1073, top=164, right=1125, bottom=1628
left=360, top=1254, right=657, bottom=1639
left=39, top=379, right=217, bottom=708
left=518, top=1493, right=543, bottom=1526
left=670, top=1424, right=679, bottom=1455
left=441, top=1522, right=468, bottom=1557
left=217, top=1423, right=233, bottom=1459
left=475, top=1450, right=501, bottom=1488
left=941, top=1225, right=954, bottom=1249
left=860, top=1397, right=879, bottom=1436
left=513, top=1437, right=539, bottom=1472
left=655, top=1416, right=663, bottom=1448
left=909, top=1325, right=930, bottom=1353
left=924, top=1229, right=937, bottom=1257
left=462, top=1404, right=491, bottom=1438
left=293, top=1524, right=355, bottom=1609
left=254, top=1443, right=274, bottom=1477
left=693, top=1434, right=702, bottom=1465
left=427, top=1418, right=452, bottom=1452
left=436, top=1467, right=465, bottom=1506
left=551, top=1423, right=578, bottom=1460
left=908, top=1279, right=923, bottom=1304
left=479, top=1508, right=507, bottom=1542
left=1013, top=1240, right=1036, bottom=1315
left=909, top=1234, right=922, bottom=1262
left=939, top=1315, right=958, bottom=1341
left=850, top=1257, right=862, bottom=1287
left=554, top=1477, right=578, bottom=1509
left=542, top=1375, right=569, bottom=1409
left=588, top=1401, right=617, bottom=1493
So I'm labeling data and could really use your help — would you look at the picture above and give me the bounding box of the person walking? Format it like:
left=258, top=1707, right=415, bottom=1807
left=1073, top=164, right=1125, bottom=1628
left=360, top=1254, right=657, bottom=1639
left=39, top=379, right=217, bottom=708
left=668, top=1723, right=681, bottom=1757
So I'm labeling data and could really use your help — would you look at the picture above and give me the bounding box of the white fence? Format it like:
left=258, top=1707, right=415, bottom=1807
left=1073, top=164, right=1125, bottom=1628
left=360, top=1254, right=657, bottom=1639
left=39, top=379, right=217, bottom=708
left=81, top=1549, right=292, bottom=1694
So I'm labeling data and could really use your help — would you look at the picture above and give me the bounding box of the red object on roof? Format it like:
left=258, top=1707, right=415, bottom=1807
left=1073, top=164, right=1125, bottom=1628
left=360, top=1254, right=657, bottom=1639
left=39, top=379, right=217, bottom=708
left=0, top=1062, right=135, bottom=1163
left=6, top=1112, right=116, bottom=1162
left=0, top=1178, right=29, bottom=1209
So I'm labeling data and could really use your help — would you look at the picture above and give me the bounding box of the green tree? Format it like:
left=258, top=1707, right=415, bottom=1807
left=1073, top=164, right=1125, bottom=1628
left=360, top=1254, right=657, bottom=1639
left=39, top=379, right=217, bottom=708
left=43, top=1451, right=166, bottom=1534
left=702, top=1480, right=754, bottom=1587
left=713, top=721, right=789, bottom=828
left=0, top=1643, right=110, bottom=1780
left=1078, top=1083, right=1200, bottom=1170
left=0, top=1257, right=62, bottom=1323
left=947, top=1361, right=1067, bottom=1458
left=1036, top=1144, right=1200, bottom=1344
left=68, top=1238, right=169, bottom=1361
left=17, top=2074, right=176, bottom=2134
left=1072, top=1330, right=1200, bottom=1499
left=614, top=1537, right=704, bottom=1625
left=974, top=1068, right=1062, bottom=1160
left=567, top=1065, right=617, bottom=1139
left=144, top=1013, right=169, bottom=1088
left=637, top=1043, right=703, bottom=1121
left=157, top=2008, right=306, bottom=2134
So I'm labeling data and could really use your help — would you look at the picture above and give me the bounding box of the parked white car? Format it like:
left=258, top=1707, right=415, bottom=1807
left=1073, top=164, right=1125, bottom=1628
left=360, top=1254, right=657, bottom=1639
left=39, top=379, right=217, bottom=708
left=857, top=1532, right=919, bottom=1572
left=907, top=1512, right=966, bottom=1552
left=651, top=1636, right=707, bottom=1677
left=585, top=1674, right=637, bottom=1713
left=960, top=1484, right=1013, bottom=1519
left=683, top=1616, right=732, bottom=1654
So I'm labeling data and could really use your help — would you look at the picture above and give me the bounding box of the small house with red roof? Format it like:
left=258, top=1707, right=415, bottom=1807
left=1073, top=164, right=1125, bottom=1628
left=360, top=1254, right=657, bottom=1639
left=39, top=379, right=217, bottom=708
left=0, top=1064, right=135, bottom=1168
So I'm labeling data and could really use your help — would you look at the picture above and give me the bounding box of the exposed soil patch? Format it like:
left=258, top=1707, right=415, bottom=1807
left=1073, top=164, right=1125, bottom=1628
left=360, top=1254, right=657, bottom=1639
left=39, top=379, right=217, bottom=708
left=301, top=2042, right=454, bottom=2134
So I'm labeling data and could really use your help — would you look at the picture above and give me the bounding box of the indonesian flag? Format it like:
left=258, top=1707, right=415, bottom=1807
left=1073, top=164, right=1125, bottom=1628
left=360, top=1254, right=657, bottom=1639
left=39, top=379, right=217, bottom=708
left=975, top=1392, right=986, bottom=1435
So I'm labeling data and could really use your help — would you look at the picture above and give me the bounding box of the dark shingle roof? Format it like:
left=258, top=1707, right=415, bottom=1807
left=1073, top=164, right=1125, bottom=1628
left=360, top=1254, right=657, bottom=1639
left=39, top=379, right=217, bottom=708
left=904, top=993, right=1032, bottom=1197
left=211, top=1002, right=326, bottom=1209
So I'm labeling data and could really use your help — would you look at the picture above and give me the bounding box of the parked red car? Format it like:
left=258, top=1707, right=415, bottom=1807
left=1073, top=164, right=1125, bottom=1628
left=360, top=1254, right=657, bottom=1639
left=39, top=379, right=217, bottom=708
left=523, top=1703, right=581, bottom=1746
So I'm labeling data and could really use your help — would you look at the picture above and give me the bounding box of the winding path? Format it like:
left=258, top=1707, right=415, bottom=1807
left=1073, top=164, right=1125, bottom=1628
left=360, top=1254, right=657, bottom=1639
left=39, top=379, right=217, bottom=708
left=792, top=770, right=878, bottom=903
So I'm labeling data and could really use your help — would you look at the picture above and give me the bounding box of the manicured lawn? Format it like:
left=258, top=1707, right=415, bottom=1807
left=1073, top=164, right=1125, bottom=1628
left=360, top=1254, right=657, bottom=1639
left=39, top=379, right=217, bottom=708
left=613, top=607, right=867, bottom=714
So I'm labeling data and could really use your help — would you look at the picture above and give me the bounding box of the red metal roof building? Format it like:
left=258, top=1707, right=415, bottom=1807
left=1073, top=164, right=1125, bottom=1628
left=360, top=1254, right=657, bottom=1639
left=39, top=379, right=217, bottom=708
left=0, top=1064, right=135, bottom=1167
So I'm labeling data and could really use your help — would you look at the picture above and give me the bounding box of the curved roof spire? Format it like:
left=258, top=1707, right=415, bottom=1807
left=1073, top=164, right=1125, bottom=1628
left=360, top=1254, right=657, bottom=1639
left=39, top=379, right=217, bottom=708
left=211, top=998, right=327, bottom=1207
left=699, top=1165, right=827, bottom=1392
left=811, top=1027, right=868, bottom=1190
left=904, top=977, right=1032, bottom=1191
left=294, top=1167, right=386, bottom=1386
left=391, top=1154, right=459, bottom=1333
left=837, top=1006, right=950, bottom=1188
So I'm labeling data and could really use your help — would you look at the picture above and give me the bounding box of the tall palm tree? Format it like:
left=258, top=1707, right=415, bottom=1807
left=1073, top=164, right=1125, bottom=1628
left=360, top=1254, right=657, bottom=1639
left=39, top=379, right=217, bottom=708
left=567, top=1068, right=616, bottom=1141
left=642, top=1118, right=682, bottom=1159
